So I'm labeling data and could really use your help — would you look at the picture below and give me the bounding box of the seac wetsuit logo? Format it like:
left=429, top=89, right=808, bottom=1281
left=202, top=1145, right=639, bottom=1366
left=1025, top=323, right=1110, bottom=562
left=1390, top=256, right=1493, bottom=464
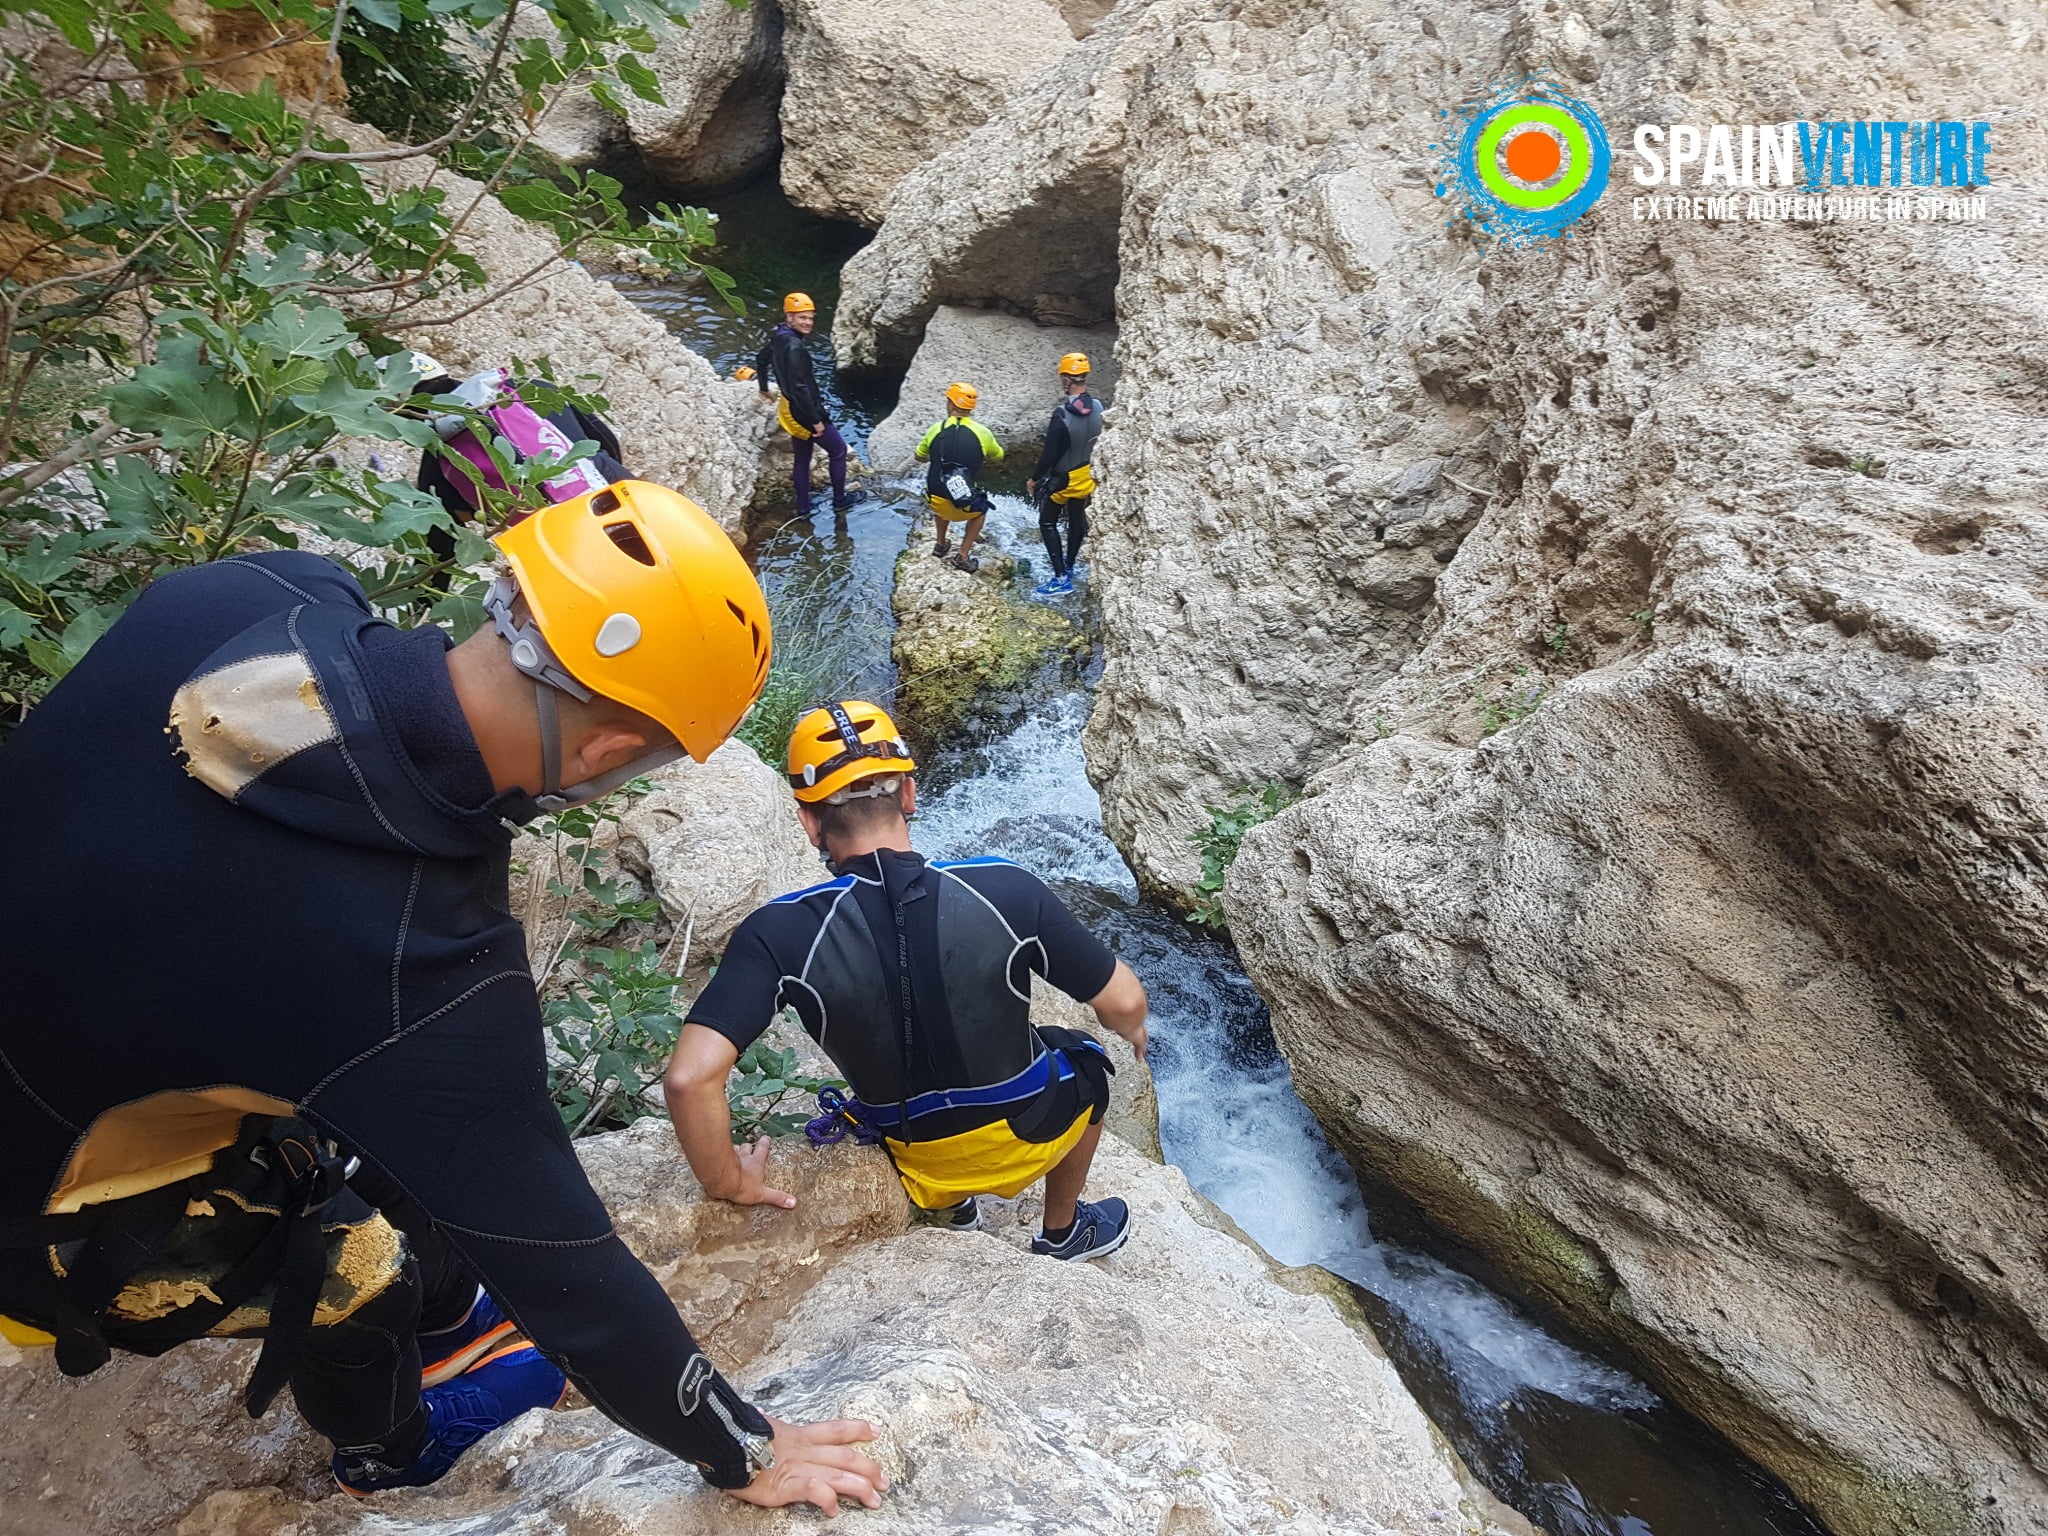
left=1436, top=80, right=1613, bottom=246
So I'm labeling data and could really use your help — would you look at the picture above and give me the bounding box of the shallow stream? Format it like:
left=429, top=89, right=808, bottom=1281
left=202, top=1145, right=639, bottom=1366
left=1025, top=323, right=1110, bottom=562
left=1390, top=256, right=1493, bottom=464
left=615, top=176, right=1828, bottom=1536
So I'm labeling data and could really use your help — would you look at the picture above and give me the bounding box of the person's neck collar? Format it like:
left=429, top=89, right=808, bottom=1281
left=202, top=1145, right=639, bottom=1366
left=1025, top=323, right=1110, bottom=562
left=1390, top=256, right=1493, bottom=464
left=826, top=836, right=917, bottom=878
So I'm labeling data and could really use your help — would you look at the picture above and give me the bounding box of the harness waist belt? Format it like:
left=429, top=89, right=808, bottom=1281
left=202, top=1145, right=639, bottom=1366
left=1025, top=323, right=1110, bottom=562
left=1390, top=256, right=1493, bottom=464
left=844, top=1048, right=1082, bottom=1131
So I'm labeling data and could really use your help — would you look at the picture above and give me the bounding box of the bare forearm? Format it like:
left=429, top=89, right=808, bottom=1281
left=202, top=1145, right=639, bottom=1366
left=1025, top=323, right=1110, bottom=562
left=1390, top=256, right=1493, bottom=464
left=1088, top=959, right=1149, bottom=1048
left=665, top=1074, right=744, bottom=1198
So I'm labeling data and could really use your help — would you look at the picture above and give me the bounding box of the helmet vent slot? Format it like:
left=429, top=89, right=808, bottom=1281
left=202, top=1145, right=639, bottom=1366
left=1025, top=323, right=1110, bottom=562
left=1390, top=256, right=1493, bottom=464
left=604, top=520, right=656, bottom=565
left=590, top=488, right=622, bottom=517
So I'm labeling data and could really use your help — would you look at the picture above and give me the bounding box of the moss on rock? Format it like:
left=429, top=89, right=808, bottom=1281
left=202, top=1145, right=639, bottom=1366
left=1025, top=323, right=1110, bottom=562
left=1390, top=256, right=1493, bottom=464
left=890, top=545, right=1083, bottom=739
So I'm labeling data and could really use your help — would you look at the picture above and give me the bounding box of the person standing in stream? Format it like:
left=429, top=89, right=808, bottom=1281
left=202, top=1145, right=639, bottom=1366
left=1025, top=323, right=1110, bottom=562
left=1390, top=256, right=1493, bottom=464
left=915, top=381, right=1003, bottom=573
left=0, top=482, right=886, bottom=1516
left=754, top=291, right=855, bottom=519
left=1027, top=352, right=1103, bottom=598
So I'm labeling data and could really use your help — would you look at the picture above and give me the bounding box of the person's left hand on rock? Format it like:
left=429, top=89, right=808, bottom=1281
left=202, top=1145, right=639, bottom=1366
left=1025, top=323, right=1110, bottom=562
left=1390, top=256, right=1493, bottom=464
left=725, top=1417, right=890, bottom=1516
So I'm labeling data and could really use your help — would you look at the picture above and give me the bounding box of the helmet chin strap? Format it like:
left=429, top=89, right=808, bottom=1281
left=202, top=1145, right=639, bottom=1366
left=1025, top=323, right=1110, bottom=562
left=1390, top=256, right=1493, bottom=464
left=490, top=577, right=685, bottom=814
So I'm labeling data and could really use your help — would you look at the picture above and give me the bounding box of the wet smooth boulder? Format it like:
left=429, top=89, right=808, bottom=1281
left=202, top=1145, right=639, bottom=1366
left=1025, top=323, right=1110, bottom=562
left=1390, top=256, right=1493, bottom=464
left=864, top=305, right=1118, bottom=473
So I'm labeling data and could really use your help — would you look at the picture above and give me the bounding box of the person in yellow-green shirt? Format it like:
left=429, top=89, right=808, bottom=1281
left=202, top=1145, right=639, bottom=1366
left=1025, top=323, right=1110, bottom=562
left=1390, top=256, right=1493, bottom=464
left=914, top=382, right=1003, bottom=573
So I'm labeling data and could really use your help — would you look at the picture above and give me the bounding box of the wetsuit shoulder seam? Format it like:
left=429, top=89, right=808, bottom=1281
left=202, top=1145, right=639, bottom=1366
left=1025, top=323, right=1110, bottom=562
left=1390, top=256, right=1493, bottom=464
left=219, top=555, right=322, bottom=604
left=0, top=1043, right=82, bottom=1135
left=300, top=968, right=529, bottom=1105
left=288, top=608, right=427, bottom=856
left=936, top=863, right=1026, bottom=945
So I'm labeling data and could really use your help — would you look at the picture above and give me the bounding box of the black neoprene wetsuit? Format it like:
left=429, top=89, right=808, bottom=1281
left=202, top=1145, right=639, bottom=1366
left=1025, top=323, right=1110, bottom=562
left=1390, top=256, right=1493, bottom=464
left=754, top=324, right=828, bottom=429
left=689, top=851, right=1117, bottom=1143
left=0, top=552, right=770, bottom=1485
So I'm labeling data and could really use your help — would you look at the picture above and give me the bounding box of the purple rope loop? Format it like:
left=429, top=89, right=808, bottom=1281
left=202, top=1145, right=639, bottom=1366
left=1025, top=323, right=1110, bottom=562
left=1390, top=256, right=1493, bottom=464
left=804, top=1087, right=882, bottom=1147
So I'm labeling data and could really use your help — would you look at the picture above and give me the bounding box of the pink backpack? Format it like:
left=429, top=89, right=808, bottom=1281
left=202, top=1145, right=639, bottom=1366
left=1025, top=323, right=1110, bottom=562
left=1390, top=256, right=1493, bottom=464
left=432, top=369, right=613, bottom=516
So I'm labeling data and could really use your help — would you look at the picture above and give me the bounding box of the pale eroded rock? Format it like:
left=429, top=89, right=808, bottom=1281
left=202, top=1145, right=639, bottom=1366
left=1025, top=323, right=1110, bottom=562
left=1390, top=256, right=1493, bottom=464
left=173, top=1139, right=1521, bottom=1536
left=777, top=0, right=1075, bottom=229
left=890, top=545, right=1082, bottom=742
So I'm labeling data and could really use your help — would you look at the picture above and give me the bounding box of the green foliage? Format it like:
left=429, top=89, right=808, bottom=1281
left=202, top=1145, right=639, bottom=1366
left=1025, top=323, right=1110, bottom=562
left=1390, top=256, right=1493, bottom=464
left=1849, top=455, right=1885, bottom=478
left=525, top=781, right=843, bottom=1140
left=0, top=0, right=740, bottom=720
left=735, top=565, right=892, bottom=764
left=727, top=1035, right=843, bottom=1141
left=1543, top=621, right=1569, bottom=657
left=1187, top=780, right=1296, bottom=931
left=1473, top=664, right=1543, bottom=737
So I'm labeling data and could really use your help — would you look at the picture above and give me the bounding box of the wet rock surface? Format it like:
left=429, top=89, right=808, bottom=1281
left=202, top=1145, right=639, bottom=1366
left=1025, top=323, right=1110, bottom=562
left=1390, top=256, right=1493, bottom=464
left=864, top=305, right=1118, bottom=473
left=890, top=545, right=1083, bottom=743
left=837, top=0, right=2048, bottom=1529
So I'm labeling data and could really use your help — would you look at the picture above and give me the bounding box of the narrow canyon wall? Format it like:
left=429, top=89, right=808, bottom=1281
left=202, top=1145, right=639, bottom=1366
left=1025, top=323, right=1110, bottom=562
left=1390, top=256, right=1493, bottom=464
left=838, top=0, right=2048, bottom=1531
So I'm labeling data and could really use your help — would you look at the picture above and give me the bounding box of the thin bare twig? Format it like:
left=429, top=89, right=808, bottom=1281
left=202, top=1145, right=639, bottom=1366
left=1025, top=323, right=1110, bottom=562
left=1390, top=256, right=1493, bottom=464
left=0, top=425, right=162, bottom=511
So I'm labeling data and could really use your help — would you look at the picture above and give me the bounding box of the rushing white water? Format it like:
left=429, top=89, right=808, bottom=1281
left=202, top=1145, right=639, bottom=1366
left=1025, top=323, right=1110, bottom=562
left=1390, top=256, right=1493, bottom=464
left=917, top=687, right=1657, bottom=1439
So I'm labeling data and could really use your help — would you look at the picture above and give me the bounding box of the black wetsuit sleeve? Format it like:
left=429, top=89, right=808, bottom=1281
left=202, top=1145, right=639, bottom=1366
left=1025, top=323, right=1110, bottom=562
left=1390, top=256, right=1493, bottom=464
left=1033, top=411, right=1069, bottom=483
left=305, top=979, right=771, bottom=1486
left=685, top=912, right=787, bottom=1053
left=753, top=337, right=773, bottom=394
left=772, top=332, right=826, bottom=427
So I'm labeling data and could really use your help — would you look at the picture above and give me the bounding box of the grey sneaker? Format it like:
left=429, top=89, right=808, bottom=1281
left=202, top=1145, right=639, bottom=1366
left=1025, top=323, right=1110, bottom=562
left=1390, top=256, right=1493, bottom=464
left=1031, top=1197, right=1130, bottom=1260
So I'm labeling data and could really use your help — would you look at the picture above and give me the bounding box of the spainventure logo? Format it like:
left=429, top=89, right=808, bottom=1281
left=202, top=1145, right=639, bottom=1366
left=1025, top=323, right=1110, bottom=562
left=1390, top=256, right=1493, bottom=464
left=1437, top=80, right=1613, bottom=246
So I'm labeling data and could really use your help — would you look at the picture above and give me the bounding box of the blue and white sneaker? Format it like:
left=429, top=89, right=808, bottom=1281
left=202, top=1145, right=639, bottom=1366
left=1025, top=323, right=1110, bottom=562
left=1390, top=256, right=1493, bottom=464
left=419, top=1286, right=519, bottom=1387
left=334, top=1344, right=568, bottom=1496
left=1031, top=1196, right=1131, bottom=1261
left=1033, top=573, right=1073, bottom=598
left=927, top=1196, right=983, bottom=1232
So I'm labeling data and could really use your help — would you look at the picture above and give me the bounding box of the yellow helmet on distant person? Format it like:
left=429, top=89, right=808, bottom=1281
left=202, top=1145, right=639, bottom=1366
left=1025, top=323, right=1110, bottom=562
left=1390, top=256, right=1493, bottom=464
left=787, top=701, right=917, bottom=804
left=945, top=381, right=979, bottom=413
left=1057, top=352, right=1090, bottom=378
left=784, top=292, right=816, bottom=315
left=491, top=481, right=771, bottom=768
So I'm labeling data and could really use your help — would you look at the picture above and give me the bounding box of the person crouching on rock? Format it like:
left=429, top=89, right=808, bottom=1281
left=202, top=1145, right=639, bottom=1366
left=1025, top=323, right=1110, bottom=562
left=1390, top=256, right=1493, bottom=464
left=663, top=700, right=1151, bottom=1259
left=0, top=483, right=886, bottom=1516
left=754, top=291, right=856, bottom=520
left=915, top=382, right=1003, bottom=573
left=1027, top=351, right=1101, bottom=598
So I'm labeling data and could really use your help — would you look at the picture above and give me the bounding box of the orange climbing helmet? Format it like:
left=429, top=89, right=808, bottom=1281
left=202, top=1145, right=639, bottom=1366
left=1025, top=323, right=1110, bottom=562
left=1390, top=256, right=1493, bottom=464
left=944, top=381, right=979, bottom=413
left=787, top=701, right=917, bottom=804
left=1057, top=352, right=1090, bottom=378
left=784, top=292, right=816, bottom=315
left=491, top=481, right=772, bottom=776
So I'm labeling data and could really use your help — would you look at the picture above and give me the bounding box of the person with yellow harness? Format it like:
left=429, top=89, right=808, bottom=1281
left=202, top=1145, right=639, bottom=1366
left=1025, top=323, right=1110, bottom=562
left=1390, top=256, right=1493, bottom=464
left=753, top=292, right=855, bottom=519
left=0, top=483, right=885, bottom=1515
left=663, top=701, right=1149, bottom=1257
left=914, top=381, right=1003, bottom=573
left=1027, top=352, right=1103, bottom=598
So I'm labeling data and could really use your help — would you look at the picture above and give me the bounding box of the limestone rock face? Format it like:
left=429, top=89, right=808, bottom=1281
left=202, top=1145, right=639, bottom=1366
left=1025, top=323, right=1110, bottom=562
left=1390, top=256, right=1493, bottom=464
left=776, top=0, right=1075, bottom=229
left=864, top=305, right=1118, bottom=472
left=517, top=0, right=784, bottom=186
left=832, top=0, right=1166, bottom=370
left=890, top=545, right=1082, bottom=741
left=331, top=122, right=774, bottom=532
left=171, top=1139, right=1520, bottom=1536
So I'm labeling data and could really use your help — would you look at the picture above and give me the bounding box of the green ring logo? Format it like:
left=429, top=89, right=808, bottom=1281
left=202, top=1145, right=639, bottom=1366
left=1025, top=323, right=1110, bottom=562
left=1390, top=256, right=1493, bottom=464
left=1439, top=84, right=1613, bottom=244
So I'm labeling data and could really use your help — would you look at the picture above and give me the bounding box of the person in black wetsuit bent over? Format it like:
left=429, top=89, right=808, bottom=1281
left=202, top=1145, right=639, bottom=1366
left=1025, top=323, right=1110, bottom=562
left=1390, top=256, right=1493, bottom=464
left=0, top=482, right=886, bottom=1515
left=753, top=291, right=854, bottom=520
left=1028, top=351, right=1103, bottom=597
left=664, top=701, right=1150, bottom=1256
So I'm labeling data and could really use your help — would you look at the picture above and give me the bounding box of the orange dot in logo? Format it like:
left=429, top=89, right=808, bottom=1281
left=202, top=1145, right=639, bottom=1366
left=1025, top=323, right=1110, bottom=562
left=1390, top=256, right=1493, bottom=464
left=1503, top=128, right=1561, bottom=183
